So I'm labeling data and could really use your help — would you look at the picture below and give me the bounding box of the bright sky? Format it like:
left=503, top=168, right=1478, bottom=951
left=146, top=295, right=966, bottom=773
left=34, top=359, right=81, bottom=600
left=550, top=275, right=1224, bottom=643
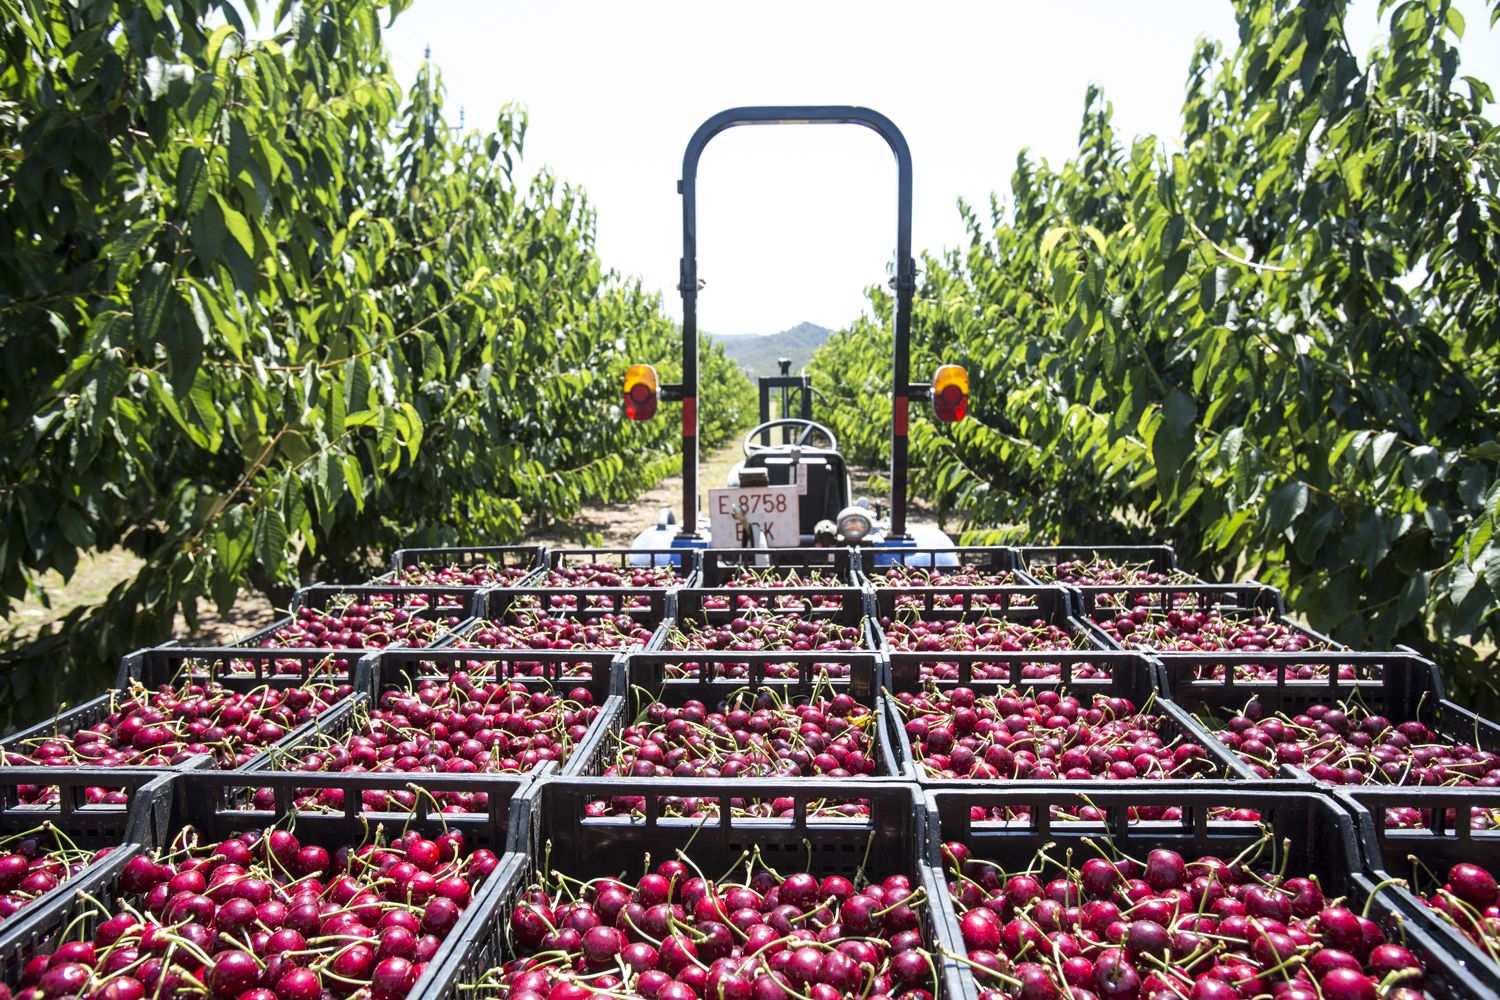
left=383, top=1, right=1499, bottom=337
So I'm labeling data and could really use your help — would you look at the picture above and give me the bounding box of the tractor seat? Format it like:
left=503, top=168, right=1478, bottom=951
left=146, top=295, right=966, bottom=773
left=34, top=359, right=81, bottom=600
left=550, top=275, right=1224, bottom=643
left=740, top=448, right=851, bottom=540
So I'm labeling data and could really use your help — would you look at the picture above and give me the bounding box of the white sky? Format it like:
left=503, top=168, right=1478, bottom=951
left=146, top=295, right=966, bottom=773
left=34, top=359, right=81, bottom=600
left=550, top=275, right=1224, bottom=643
left=383, top=1, right=1499, bottom=336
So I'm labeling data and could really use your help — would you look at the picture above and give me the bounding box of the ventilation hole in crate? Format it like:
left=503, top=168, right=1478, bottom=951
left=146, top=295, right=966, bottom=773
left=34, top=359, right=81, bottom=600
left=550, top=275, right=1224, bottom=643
left=585, top=792, right=875, bottom=822
left=1379, top=804, right=1500, bottom=832
left=962, top=802, right=1263, bottom=827
left=180, top=652, right=356, bottom=679
left=1183, top=660, right=1363, bottom=682
left=698, top=590, right=848, bottom=613
left=237, top=782, right=501, bottom=815
left=660, top=658, right=854, bottom=681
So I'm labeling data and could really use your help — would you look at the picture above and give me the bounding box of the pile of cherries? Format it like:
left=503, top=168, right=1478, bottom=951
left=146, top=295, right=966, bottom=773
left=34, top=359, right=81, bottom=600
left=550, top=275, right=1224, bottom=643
left=1026, top=558, right=1197, bottom=587
left=665, top=615, right=865, bottom=654
left=875, top=566, right=1038, bottom=610
left=882, top=617, right=1086, bottom=656
left=259, top=602, right=458, bottom=651
left=536, top=562, right=680, bottom=589
left=875, top=565, right=1028, bottom=588
left=485, top=853, right=938, bottom=999
left=450, top=613, right=655, bottom=651
left=0, top=826, right=112, bottom=925
left=601, top=686, right=873, bottom=777
left=1418, top=861, right=1500, bottom=964
left=394, top=562, right=532, bottom=587
left=704, top=569, right=848, bottom=611
left=1094, top=608, right=1331, bottom=654
left=593, top=687, right=876, bottom=818
left=13, top=825, right=497, bottom=1000
left=8, top=681, right=346, bottom=803
left=282, top=678, right=600, bottom=810
left=894, top=686, right=1216, bottom=781
left=943, top=834, right=1429, bottom=999
left=519, top=562, right=681, bottom=611
left=1213, top=699, right=1500, bottom=789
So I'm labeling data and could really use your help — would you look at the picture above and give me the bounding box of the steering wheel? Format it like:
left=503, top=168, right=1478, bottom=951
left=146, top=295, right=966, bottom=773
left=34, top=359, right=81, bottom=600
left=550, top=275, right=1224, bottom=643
left=743, top=419, right=839, bottom=457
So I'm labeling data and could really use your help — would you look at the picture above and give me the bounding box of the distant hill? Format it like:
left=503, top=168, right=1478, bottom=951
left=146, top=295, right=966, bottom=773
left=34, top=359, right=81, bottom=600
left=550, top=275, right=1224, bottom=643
left=710, top=322, right=832, bottom=380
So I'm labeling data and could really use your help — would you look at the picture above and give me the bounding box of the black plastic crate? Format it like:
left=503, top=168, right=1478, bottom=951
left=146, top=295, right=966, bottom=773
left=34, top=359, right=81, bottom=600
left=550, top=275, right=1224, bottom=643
left=385, top=543, right=547, bottom=586
left=359, top=646, right=619, bottom=696
left=3, top=648, right=357, bottom=787
left=569, top=651, right=898, bottom=783
left=925, top=784, right=1493, bottom=999
left=872, top=585, right=1105, bottom=658
left=1076, top=583, right=1345, bottom=654
left=423, top=777, right=967, bottom=1000
left=1157, top=650, right=1500, bottom=784
left=236, top=583, right=480, bottom=650
left=249, top=649, right=619, bottom=795
left=699, top=546, right=858, bottom=586
left=884, top=650, right=1245, bottom=786
left=666, top=586, right=873, bottom=654
left=0, top=769, right=529, bottom=1000
left=0, top=770, right=171, bottom=970
left=524, top=548, right=695, bottom=620
left=440, top=588, right=670, bottom=652
left=858, top=546, right=1028, bottom=587
left=1340, top=786, right=1500, bottom=991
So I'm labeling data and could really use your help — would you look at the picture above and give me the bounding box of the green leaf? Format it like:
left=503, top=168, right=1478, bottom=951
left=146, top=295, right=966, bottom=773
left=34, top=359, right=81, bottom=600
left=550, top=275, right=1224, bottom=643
left=1267, top=481, right=1310, bottom=537
left=1039, top=227, right=1068, bottom=258
left=55, top=506, right=95, bottom=549
left=1151, top=387, right=1198, bottom=484
left=216, top=194, right=256, bottom=258
left=191, top=197, right=226, bottom=263
left=1370, top=431, right=1399, bottom=471
left=1163, top=248, right=1190, bottom=292
left=164, top=290, right=204, bottom=392
left=176, top=147, right=211, bottom=215
left=131, top=263, right=174, bottom=348
left=255, top=505, right=288, bottom=572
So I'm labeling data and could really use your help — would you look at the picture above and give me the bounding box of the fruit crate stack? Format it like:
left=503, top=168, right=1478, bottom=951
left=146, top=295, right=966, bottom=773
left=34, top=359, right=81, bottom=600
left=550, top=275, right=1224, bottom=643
left=7, top=540, right=1500, bottom=1000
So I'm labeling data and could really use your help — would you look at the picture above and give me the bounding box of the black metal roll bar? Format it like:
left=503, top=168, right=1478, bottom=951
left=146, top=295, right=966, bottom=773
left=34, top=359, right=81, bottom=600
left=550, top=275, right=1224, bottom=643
left=671, top=106, right=919, bottom=539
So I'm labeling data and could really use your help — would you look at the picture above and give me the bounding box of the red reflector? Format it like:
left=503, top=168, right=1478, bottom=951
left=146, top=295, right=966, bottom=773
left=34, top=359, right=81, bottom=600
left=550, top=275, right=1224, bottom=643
left=624, top=364, right=658, bottom=421
left=933, top=364, right=969, bottom=422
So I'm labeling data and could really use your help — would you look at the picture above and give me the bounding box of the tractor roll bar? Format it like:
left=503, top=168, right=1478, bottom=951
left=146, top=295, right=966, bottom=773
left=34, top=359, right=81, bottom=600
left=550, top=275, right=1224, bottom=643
left=676, top=106, right=918, bottom=539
